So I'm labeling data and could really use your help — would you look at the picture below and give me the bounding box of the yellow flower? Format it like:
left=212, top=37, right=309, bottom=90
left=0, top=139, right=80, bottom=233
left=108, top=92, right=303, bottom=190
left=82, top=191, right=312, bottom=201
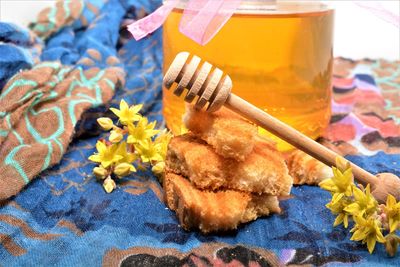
left=335, top=156, right=351, bottom=173
left=154, top=129, right=173, bottom=160
left=135, top=140, right=163, bottom=163
left=345, top=184, right=378, bottom=217
left=110, top=100, right=142, bottom=125
left=97, top=117, right=114, bottom=130
left=109, top=129, right=123, bottom=143
left=103, top=177, right=116, bottom=193
left=152, top=161, right=165, bottom=175
left=326, top=193, right=352, bottom=228
left=115, top=141, right=137, bottom=171
left=113, top=163, right=135, bottom=177
left=350, top=215, right=386, bottom=253
left=385, top=194, right=400, bottom=233
left=88, top=141, right=123, bottom=168
left=93, top=166, right=108, bottom=179
left=319, top=166, right=353, bottom=196
left=127, top=117, right=159, bottom=145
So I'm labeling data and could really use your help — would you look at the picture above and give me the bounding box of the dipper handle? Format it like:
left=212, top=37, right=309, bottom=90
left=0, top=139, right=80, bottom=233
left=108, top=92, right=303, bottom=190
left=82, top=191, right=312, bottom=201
left=163, top=52, right=400, bottom=202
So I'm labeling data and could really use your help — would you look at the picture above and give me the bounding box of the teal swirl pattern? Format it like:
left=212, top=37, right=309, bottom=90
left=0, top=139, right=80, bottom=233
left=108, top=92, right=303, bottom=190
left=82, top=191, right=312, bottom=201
left=0, top=62, right=124, bottom=199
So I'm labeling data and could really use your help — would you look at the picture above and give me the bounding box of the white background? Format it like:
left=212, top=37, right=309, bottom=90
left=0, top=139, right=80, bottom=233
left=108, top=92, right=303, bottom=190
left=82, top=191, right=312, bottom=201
left=0, top=0, right=399, bottom=60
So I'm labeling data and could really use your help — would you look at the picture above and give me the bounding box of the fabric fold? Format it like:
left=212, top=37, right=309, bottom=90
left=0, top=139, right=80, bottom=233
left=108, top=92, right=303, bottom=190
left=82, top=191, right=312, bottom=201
left=0, top=62, right=124, bottom=199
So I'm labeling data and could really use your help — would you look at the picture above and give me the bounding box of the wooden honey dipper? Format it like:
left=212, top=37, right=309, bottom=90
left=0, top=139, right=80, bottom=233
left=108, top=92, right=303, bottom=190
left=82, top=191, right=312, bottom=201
left=163, top=52, right=400, bottom=203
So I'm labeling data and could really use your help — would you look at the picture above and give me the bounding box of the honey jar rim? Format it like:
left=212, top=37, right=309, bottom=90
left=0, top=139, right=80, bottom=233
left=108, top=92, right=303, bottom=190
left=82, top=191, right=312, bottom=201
left=164, top=0, right=333, bottom=15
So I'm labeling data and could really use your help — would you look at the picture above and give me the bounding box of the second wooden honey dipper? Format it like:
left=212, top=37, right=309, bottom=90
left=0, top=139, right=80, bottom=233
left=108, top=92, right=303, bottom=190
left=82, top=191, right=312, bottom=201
left=163, top=52, right=400, bottom=203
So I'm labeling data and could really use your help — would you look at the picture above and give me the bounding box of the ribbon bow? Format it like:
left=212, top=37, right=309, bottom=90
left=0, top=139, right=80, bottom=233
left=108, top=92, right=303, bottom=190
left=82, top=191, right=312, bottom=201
left=127, top=0, right=242, bottom=46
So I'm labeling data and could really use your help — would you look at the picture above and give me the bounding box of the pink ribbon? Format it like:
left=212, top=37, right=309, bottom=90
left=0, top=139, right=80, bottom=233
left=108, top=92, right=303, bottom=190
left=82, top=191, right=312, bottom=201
left=179, top=0, right=242, bottom=45
left=127, top=0, right=179, bottom=40
left=353, top=2, right=399, bottom=28
left=127, top=0, right=399, bottom=45
left=127, top=0, right=241, bottom=46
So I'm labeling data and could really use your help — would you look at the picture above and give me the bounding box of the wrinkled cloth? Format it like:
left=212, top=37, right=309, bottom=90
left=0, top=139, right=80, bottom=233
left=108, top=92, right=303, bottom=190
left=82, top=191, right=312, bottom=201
left=0, top=23, right=42, bottom=90
left=0, top=0, right=126, bottom=199
left=0, top=0, right=399, bottom=266
left=0, top=63, right=123, bottom=199
left=321, top=58, right=400, bottom=156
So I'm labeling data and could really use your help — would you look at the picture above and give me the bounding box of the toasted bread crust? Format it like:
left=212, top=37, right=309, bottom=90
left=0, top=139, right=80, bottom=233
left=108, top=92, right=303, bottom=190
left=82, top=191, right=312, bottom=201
left=164, top=172, right=280, bottom=233
left=183, top=106, right=260, bottom=161
left=286, top=149, right=333, bottom=185
left=166, top=134, right=292, bottom=196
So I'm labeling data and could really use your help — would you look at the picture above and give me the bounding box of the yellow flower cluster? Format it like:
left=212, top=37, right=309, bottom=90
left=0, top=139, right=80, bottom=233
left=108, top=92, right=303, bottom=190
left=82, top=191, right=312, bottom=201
left=319, top=157, right=400, bottom=256
left=89, top=100, right=172, bottom=193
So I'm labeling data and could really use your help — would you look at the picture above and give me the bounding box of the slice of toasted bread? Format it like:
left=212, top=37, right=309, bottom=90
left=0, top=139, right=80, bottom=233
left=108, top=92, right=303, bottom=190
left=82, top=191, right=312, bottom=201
left=164, top=172, right=280, bottom=233
left=286, top=149, right=333, bottom=185
left=183, top=106, right=263, bottom=161
left=166, top=134, right=292, bottom=196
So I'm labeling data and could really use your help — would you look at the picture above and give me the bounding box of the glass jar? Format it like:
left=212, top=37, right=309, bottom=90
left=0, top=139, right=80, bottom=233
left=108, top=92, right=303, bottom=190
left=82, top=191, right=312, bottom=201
left=162, top=0, right=334, bottom=150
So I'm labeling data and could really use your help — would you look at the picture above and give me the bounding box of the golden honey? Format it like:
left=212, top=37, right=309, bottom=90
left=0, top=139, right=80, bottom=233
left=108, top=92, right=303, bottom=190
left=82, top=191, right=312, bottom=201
left=163, top=2, right=334, bottom=150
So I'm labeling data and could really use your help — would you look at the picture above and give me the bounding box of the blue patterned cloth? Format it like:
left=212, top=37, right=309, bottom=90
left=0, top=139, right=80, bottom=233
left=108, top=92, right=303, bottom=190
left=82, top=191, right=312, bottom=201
left=0, top=0, right=399, bottom=266
left=0, top=22, right=42, bottom=90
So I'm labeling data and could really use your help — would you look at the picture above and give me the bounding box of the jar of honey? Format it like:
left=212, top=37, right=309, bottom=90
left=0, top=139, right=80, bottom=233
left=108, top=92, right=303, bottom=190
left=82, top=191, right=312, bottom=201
left=162, top=0, right=334, bottom=150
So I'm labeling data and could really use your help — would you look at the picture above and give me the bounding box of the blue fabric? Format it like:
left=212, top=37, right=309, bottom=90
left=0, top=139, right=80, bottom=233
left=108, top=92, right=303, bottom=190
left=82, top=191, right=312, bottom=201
left=0, top=22, right=42, bottom=89
left=0, top=0, right=399, bottom=266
